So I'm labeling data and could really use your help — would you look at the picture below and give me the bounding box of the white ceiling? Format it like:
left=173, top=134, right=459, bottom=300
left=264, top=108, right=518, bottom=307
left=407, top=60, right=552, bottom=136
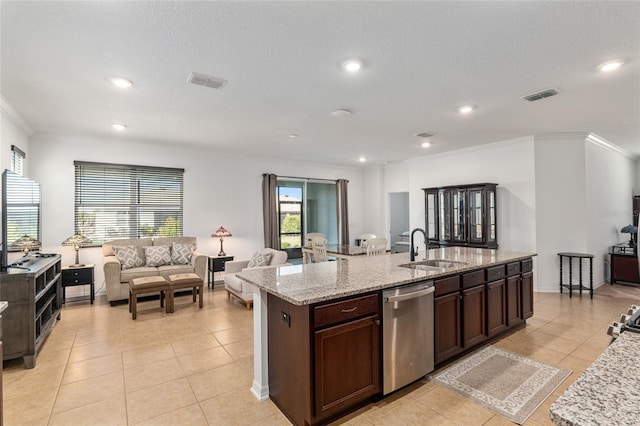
left=1, top=1, right=639, bottom=167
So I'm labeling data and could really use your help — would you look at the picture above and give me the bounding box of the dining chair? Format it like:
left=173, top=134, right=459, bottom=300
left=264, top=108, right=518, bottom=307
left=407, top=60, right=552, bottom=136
left=311, top=236, right=329, bottom=263
left=366, top=237, right=387, bottom=256
left=358, top=233, right=376, bottom=247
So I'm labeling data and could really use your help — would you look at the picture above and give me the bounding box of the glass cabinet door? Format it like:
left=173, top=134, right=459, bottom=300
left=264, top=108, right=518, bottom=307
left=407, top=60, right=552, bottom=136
left=487, top=188, right=497, bottom=245
left=425, top=190, right=438, bottom=241
left=438, top=190, right=451, bottom=242
left=468, top=188, right=484, bottom=244
left=452, top=189, right=466, bottom=242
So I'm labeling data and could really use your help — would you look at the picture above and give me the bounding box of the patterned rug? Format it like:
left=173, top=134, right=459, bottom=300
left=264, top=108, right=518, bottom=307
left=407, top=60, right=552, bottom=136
left=429, top=346, right=571, bottom=424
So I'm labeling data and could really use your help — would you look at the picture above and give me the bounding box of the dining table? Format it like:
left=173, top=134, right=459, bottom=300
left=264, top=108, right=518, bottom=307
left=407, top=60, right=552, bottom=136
left=301, top=243, right=387, bottom=264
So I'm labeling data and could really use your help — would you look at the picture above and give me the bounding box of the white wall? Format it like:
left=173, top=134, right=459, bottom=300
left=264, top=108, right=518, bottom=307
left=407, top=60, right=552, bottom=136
left=28, top=134, right=365, bottom=296
left=585, top=135, right=637, bottom=285
left=1, top=98, right=31, bottom=175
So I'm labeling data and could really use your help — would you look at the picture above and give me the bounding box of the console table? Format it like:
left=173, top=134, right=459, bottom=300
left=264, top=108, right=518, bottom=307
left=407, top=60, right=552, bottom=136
left=558, top=252, right=594, bottom=299
left=610, top=244, right=640, bottom=285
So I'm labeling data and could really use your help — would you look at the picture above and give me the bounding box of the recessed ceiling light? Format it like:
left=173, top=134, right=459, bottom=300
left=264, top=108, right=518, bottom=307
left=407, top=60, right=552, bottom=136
left=421, top=141, right=432, bottom=148
left=359, top=156, right=367, bottom=162
left=288, top=134, right=298, bottom=138
left=331, top=109, right=352, bottom=118
left=342, top=60, right=363, bottom=73
left=111, top=123, right=127, bottom=131
left=598, top=60, right=624, bottom=72
left=109, top=77, right=133, bottom=88
left=457, top=105, right=475, bottom=114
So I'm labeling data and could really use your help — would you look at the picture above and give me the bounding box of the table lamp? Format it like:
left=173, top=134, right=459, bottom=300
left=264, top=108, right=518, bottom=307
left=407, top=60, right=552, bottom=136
left=212, top=226, right=232, bottom=256
left=621, top=224, right=638, bottom=247
left=62, top=233, right=92, bottom=267
left=10, top=235, right=42, bottom=256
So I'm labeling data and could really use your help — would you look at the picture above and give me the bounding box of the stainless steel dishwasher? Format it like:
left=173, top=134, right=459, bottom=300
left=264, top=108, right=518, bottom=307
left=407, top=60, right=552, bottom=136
left=382, top=280, right=434, bottom=395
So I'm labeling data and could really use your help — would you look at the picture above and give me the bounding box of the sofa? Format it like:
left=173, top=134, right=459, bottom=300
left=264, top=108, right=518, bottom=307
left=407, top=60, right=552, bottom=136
left=224, top=248, right=290, bottom=309
left=103, top=236, right=207, bottom=304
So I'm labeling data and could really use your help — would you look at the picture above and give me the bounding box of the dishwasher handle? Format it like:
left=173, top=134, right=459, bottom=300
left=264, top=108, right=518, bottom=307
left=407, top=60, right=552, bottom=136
left=384, top=285, right=434, bottom=303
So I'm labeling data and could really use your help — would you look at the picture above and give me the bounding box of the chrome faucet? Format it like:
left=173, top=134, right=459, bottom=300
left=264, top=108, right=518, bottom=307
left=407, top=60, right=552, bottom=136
left=410, top=228, right=427, bottom=261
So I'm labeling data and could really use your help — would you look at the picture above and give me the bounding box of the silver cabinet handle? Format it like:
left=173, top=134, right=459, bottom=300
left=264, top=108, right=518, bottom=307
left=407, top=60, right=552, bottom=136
left=341, top=307, right=357, bottom=313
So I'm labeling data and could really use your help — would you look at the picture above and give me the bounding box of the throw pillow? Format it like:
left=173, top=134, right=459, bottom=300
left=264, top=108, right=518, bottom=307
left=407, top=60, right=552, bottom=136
left=144, top=245, right=172, bottom=267
left=247, top=251, right=273, bottom=268
left=171, top=242, right=195, bottom=265
left=113, top=245, right=145, bottom=270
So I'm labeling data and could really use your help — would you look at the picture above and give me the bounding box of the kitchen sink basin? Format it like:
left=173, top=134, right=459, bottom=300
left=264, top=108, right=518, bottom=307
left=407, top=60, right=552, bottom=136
left=398, top=259, right=469, bottom=271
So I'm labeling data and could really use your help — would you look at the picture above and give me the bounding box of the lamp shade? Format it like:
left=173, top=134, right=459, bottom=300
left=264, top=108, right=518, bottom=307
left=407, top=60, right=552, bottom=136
left=10, top=235, right=42, bottom=253
left=621, top=224, right=638, bottom=234
left=61, top=233, right=92, bottom=247
left=212, top=227, right=232, bottom=238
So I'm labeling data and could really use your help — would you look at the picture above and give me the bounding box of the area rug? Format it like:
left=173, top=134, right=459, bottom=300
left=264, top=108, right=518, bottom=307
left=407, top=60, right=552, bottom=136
left=429, top=346, right=571, bottom=424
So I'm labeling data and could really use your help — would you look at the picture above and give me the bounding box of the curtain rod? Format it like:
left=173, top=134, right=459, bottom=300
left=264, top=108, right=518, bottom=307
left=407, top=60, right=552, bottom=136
left=266, top=174, right=348, bottom=183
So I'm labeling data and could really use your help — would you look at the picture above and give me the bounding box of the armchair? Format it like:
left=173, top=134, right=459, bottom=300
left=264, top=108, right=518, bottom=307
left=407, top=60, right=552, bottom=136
left=224, top=248, right=290, bottom=309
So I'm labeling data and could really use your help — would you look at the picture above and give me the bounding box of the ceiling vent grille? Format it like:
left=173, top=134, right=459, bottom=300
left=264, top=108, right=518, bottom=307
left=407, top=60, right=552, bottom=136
left=416, top=132, right=437, bottom=138
left=522, top=87, right=561, bottom=102
left=186, top=72, right=227, bottom=90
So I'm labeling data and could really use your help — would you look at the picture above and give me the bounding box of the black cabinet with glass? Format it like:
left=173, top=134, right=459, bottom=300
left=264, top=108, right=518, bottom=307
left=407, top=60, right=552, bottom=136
left=424, top=183, right=498, bottom=249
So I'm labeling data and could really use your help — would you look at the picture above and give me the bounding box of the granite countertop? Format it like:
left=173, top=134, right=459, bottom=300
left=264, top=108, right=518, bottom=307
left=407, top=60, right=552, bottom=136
left=549, top=331, right=640, bottom=426
left=237, top=246, right=536, bottom=305
left=0, top=301, right=7, bottom=314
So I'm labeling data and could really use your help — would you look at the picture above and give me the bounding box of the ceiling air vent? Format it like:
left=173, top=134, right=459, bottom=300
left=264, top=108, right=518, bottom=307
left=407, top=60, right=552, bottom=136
left=186, top=72, right=227, bottom=90
left=416, top=132, right=437, bottom=138
left=522, top=87, right=561, bottom=102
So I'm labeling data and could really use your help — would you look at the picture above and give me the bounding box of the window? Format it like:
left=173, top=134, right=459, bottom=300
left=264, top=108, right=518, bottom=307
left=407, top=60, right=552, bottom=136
left=276, top=178, right=337, bottom=258
left=11, top=145, right=25, bottom=176
left=74, top=161, right=184, bottom=245
left=2, top=170, right=41, bottom=252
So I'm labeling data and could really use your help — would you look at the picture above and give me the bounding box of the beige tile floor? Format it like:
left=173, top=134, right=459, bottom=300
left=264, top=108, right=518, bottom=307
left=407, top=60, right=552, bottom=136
left=2, top=285, right=636, bottom=425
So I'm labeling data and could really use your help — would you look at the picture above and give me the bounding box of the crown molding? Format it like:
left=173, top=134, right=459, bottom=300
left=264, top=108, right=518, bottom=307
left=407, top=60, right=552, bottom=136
left=1, top=96, right=34, bottom=136
left=586, top=133, right=635, bottom=159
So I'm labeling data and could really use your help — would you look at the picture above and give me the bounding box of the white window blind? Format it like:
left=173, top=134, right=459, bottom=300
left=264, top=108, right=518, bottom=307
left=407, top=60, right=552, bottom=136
left=11, top=145, right=25, bottom=176
left=74, top=161, right=184, bottom=245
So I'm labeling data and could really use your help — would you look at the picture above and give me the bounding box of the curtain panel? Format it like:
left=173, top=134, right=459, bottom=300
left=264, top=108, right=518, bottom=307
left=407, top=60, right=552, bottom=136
left=262, top=173, right=278, bottom=249
left=336, top=179, right=349, bottom=245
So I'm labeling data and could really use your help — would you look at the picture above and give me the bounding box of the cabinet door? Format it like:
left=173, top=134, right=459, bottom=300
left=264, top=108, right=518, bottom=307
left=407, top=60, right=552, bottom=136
left=506, top=275, right=523, bottom=327
left=438, top=190, right=451, bottom=242
left=462, top=285, right=487, bottom=348
left=425, top=190, right=439, bottom=241
left=314, top=315, right=380, bottom=419
left=522, top=271, right=534, bottom=320
left=487, top=187, right=497, bottom=247
left=434, top=293, right=463, bottom=364
left=486, top=280, right=507, bottom=337
left=468, top=188, right=484, bottom=245
left=452, top=189, right=466, bottom=243
left=612, top=255, right=640, bottom=283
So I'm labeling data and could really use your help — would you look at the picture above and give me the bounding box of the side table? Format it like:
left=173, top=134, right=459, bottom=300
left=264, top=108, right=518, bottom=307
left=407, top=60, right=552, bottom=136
left=558, top=253, right=593, bottom=299
left=208, top=255, right=234, bottom=288
left=61, top=264, right=95, bottom=304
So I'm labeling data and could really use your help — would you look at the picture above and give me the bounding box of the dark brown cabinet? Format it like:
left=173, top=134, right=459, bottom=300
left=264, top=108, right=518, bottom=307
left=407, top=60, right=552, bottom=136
left=434, top=292, right=463, bottom=364
left=434, top=258, right=534, bottom=366
left=610, top=245, right=640, bottom=285
left=486, top=279, right=507, bottom=337
left=424, top=183, right=498, bottom=249
left=0, top=254, right=61, bottom=368
left=268, top=292, right=380, bottom=426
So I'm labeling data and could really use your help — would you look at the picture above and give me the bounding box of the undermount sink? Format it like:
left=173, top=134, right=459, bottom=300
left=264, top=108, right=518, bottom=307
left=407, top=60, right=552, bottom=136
left=398, top=259, right=469, bottom=271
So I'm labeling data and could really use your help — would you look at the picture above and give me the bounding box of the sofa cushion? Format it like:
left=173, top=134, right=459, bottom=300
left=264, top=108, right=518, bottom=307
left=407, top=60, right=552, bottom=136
left=171, top=242, right=194, bottom=265
left=248, top=251, right=273, bottom=268
left=113, top=245, right=145, bottom=270
left=103, top=238, right=152, bottom=257
left=121, top=266, right=160, bottom=283
left=157, top=264, right=195, bottom=278
left=144, top=245, right=172, bottom=267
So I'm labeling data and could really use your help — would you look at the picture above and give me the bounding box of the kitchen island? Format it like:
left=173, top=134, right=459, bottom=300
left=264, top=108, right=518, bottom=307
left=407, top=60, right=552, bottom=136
left=238, top=246, right=536, bottom=425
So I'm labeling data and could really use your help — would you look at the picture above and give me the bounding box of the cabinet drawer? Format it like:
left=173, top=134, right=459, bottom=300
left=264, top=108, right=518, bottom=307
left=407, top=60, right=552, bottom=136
left=434, top=276, right=460, bottom=297
left=522, top=259, right=533, bottom=273
left=506, top=262, right=521, bottom=276
left=314, top=293, right=379, bottom=329
left=62, top=268, right=92, bottom=284
left=486, top=265, right=506, bottom=282
left=462, top=270, right=485, bottom=289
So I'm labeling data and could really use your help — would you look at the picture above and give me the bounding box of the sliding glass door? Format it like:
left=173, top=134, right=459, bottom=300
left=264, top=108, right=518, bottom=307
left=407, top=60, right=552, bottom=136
left=277, top=179, right=337, bottom=259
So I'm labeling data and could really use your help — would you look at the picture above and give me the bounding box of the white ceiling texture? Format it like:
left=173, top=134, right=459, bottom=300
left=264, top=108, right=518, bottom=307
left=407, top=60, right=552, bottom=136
left=1, top=1, right=639, bottom=166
